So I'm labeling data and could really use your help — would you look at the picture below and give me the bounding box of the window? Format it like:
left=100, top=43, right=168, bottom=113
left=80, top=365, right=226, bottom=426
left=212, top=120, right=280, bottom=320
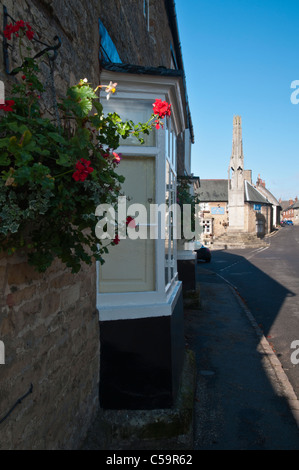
left=165, top=117, right=177, bottom=288
left=203, top=219, right=212, bottom=234
left=99, top=18, right=122, bottom=63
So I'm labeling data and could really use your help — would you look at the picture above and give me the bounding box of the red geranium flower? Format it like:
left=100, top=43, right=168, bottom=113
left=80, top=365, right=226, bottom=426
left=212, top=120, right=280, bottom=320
left=4, top=20, right=34, bottom=41
left=0, top=100, right=15, bottom=112
left=152, top=99, right=171, bottom=119
left=113, top=234, right=120, bottom=245
left=26, top=29, right=35, bottom=40
left=154, top=119, right=164, bottom=130
left=126, top=216, right=136, bottom=228
left=72, top=158, right=94, bottom=182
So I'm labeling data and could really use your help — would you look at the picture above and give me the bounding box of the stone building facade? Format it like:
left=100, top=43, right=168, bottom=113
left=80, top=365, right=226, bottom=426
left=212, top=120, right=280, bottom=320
left=0, top=0, right=103, bottom=450
left=197, top=179, right=228, bottom=245
left=0, top=0, right=193, bottom=448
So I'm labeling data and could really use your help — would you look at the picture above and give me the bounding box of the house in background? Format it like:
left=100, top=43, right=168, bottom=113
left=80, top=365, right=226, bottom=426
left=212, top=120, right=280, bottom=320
left=280, top=197, right=299, bottom=224
left=255, top=175, right=281, bottom=228
left=97, top=0, right=196, bottom=409
left=294, top=201, right=299, bottom=225
left=197, top=179, right=228, bottom=245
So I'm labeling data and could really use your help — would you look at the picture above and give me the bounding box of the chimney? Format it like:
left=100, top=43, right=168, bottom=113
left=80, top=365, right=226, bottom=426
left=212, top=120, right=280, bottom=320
left=256, top=174, right=266, bottom=187
left=244, top=170, right=252, bottom=184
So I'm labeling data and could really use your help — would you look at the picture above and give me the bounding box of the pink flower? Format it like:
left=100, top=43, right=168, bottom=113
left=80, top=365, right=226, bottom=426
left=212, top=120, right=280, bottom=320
left=105, top=81, right=117, bottom=100
left=112, top=151, right=122, bottom=164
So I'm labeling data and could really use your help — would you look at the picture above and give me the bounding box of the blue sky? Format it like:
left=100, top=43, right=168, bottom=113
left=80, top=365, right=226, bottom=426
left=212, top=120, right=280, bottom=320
left=175, top=0, right=299, bottom=201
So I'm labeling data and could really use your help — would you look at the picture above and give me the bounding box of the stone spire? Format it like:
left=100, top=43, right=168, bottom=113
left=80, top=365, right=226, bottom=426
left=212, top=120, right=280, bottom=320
left=228, top=115, right=245, bottom=231
left=229, top=115, right=244, bottom=190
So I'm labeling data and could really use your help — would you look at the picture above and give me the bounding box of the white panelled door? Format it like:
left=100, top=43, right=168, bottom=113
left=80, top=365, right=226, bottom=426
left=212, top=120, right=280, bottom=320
left=99, top=156, right=156, bottom=293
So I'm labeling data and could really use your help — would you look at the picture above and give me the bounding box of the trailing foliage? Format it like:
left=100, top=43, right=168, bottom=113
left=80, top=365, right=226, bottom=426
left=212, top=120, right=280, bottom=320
left=0, top=21, right=170, bottom=273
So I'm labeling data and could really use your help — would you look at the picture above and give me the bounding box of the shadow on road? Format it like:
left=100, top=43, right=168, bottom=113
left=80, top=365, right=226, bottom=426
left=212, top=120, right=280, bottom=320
left=197, top=249, right=296, bottom=338
left=183, top=254, right=299, bottom=449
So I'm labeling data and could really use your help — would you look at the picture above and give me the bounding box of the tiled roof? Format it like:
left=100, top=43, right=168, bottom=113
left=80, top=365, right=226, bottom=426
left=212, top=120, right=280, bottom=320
left=197, top=179, right=228, bottom=202
left=197, top=179, right=275, bottom=205
left=244, top=181, right=271, bottom=204
left=280, top=200, right=291, bottom=211
left=284, top=200, right=299, bottom=211
left=255, top=185, right=280, bottom=206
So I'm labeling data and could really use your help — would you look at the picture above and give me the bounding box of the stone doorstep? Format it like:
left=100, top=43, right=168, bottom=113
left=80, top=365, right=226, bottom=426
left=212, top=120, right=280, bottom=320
left=80, top=350, right=197, bottom=450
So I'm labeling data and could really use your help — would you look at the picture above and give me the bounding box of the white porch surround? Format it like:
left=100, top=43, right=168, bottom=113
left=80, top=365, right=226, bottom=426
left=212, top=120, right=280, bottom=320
left=97, top=69, right=188, bottom=322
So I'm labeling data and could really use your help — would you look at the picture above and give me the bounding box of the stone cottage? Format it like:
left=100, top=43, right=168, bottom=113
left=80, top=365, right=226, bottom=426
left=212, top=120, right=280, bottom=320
left=0, top=0, right=194, bottom=449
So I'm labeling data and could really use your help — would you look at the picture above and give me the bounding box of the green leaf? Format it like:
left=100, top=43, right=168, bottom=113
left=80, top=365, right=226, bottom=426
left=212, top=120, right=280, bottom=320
left=14, top=166, right=31, bottom=184
left=77, top=98, right=93, bottom=117
left=93, top=100, right=103, bottom=115
left=7, top=122, right=29, bottom=134
left=20, top=130, right=32, bottom=147
left=16, top=151, right=33, bottom=165
left=0, top=138, right=10, bottom=149
left=8, top=136, right=19, bottom=154
left=0, top=153, right=10, bottom=166
left=48, top=132, right=67, bottom=144
left=57, top=152, right=72, bottom=167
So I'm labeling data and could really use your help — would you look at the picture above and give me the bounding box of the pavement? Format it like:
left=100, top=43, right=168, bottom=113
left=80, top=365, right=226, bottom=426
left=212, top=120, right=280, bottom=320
left=82, top=261, right=299, bottom=450
left=187, top=264, right=299, bottom=450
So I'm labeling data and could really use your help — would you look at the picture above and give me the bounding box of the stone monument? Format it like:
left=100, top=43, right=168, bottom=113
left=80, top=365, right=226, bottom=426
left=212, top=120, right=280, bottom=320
left=228, top=115, right=245, bottom=231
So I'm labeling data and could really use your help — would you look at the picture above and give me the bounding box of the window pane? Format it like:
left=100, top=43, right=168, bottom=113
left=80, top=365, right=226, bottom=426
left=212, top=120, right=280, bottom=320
left=99, top=19, right=122, bottom=63
left=165, top=160, right=170, bottom=286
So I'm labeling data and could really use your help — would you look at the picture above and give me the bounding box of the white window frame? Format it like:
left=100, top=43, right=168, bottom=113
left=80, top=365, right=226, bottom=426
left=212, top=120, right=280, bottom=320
left=97, top=69, right=186, bottom=321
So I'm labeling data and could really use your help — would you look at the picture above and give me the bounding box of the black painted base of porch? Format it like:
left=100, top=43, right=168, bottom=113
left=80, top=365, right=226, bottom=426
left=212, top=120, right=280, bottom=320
left=177, top=259, right=196, bottom=292
left=99, top=290, right=184, bottom=410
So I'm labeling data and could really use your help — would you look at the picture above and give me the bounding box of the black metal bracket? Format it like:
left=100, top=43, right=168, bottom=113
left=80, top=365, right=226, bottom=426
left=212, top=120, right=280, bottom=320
left=3, top=5, right=61, bottom=75
left=0, top=383, right=33, bottom=425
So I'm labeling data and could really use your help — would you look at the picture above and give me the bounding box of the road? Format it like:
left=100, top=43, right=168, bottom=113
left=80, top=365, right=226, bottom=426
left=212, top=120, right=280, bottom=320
left=205, top=225, right=299, bottom=398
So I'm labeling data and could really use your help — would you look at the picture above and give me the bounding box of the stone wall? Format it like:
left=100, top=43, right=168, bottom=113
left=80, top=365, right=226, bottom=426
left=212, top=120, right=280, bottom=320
left=245, top=203, right=271, bottom=236
left=98, top=0, right=175, bottom=68
left=0, top=252, right=99, bottom=449
left=210, top=203, right=228, bottom=239
left=201, top=202, right=228, bottom=240
left=0, top=0, right=102, bottom=115
left=0, top=0, right=102, bottom=450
